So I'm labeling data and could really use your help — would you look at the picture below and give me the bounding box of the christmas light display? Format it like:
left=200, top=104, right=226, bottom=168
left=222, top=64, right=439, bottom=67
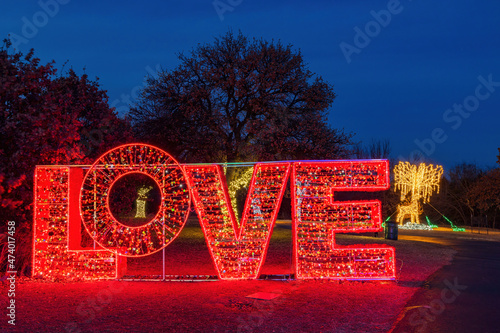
left=443, top=215, right=466, bottom=232
left=426, top=202, right=466, bottom=232
left=33, top=167, right=118, bottom=280
left=396, top=200, right=421, bottom=224
left=134, top=186, right=153, bottom=218
left=292, top=161, right=395, bottom=280
left=425, top=216, right=438, bottom=228
left=184, top=163, right=291, bottom=279
left=80, top=144, right=191, bottom=257
left=226, top=166, right=254, bottom=222
left=398, top=222, right=434, bottom=231
left=394, top=162, right=443, bottom=224
left=34, top=143, right=397, bottom=281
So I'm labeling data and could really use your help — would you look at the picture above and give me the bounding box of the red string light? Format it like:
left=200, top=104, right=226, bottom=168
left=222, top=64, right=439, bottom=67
left=184, top=163, right=291, bottom=280
left=33, top=167, right=117, bottom=280
left=80, top=144, right=191, bottom=257
left=291, top=161, right=395, bottom=280
left=33, top=144, right=396, bottom=281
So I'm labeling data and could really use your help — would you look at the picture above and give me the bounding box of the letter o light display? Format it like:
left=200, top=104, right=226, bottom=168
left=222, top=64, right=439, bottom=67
left=80, top=144, right=190, bottom=256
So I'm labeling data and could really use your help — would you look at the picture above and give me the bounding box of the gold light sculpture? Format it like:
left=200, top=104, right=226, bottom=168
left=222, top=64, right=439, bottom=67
left=135, top=185, right=153, bottom=218
left=394, top=162, right=443, bottom=224
left=225, top=166, right=254, bottom=222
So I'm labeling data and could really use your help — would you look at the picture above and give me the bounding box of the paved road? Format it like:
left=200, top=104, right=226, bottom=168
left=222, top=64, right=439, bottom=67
left=390, top=232, right=500, bottom=333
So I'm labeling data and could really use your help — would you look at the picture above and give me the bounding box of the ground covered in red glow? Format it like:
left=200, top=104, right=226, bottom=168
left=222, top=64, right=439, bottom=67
left=3, top=221, right=457, bottom=332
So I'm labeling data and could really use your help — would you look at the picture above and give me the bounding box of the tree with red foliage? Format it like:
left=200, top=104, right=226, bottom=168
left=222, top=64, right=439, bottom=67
left=442, top=163, right=484, bottom=225
left=129, top=31, right=353, bottom=166
left=469, top=169, right=500, bottom=211
left=0, top=39, right=132, bottom=274
left=468, top=164, right=500, bottom=228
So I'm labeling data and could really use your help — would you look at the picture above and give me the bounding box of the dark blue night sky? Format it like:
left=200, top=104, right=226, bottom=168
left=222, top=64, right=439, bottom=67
left=2, top=0, right=499, bottom=170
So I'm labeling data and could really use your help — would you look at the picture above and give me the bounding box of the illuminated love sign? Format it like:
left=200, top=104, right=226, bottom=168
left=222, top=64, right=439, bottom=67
left=33, top=144, right=395, bottom=281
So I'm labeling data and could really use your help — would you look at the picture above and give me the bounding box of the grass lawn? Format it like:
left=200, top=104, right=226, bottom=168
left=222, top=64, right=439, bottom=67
left=4, top=220, right=457, bottom=333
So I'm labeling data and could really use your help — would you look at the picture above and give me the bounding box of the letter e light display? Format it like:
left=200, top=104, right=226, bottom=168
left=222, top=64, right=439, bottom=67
left=292, top=161, right=395, bottom=279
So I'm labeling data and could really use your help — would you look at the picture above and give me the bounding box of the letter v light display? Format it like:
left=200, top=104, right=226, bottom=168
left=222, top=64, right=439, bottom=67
left=292, top=161, right=395, bottom=280
left=184, top=163, right=291, bottom=280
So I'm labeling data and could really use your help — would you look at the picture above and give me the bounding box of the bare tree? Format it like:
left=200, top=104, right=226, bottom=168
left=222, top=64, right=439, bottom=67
left=129, top=31, right=353, bottom=168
